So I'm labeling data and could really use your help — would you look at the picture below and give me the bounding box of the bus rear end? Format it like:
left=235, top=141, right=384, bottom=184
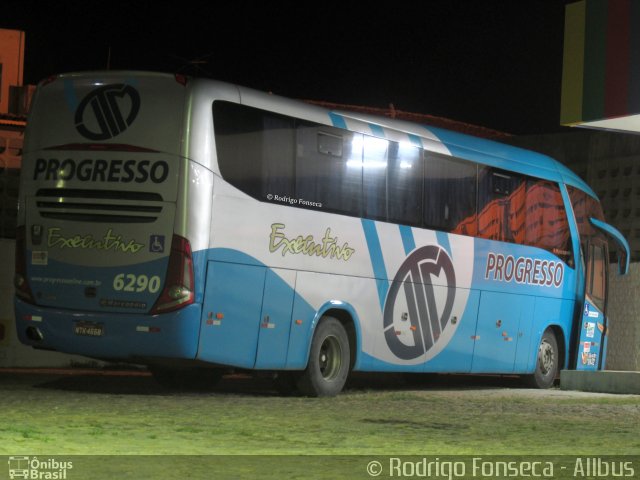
left=14, top=72, right=201, bottom=362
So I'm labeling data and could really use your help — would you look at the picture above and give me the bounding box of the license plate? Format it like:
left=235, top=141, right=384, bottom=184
left=74, top=322, right=104, bottom=337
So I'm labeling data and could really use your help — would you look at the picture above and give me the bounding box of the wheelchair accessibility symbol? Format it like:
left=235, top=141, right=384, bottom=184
left=149, top=235, right=165, bottom=253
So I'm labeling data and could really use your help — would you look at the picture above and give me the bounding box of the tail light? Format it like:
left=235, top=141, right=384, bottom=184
left=150, top=234, right=194, bottom=314
left=175, top=74, right=189, bottom=86
left=14, top=226, right=35, bottom=304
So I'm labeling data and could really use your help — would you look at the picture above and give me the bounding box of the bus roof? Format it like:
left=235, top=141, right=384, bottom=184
left=43, top=71, right=596, bottom=200
left=418, top=126, right=597, bottom=199
left=321, top=107, right=596, bottom=200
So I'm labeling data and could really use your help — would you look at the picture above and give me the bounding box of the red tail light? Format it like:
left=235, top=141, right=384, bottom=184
left=14, top=226, right=35, bottom=304
left=150, top=234, right=194, bottom=314
left=175, top=74, right=189, bottom=86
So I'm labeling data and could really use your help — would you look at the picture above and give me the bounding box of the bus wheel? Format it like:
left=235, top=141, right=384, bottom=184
left=150, top=366, right=223, bottom=391
left=297, top=316, right=350, bottom=397
left=525, top=329, right=559, bottom=389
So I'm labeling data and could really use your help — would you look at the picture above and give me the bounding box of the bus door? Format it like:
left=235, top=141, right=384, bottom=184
left=576, top=238, right=608, bottom=371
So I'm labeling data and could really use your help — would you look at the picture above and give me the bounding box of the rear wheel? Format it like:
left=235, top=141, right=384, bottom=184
left=297, top=316, right=350, bottom=397
left=525, top=329, right=559, bottom=389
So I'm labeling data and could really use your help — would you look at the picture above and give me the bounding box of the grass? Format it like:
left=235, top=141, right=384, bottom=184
left=1, top=371, right=638, bottom=478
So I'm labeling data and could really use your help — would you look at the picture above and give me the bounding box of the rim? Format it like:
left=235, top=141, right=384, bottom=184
left=538, top=338, right=555, bottom=377
left=318, top=335, right=342, bottom=381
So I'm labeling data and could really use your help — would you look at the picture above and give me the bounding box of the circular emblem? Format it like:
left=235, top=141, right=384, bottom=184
left=383, top=245, right=456, bottom=360
left=75, top=84, right=141, bottom=140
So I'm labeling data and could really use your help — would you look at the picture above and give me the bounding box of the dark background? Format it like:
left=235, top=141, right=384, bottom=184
left=5, top=0, right=572, bottom=134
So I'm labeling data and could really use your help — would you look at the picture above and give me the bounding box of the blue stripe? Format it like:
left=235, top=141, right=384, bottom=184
left=361, top=219, right=389, bottom=311
left=399, top=225, right=416, bottom=255
left=436, top=231, right=451, bottom=258
left=64, top=79, right=79, bottom=112
left=369, top=123, right=385, bottom=138
left=328, top=112, right=347, bottom=129
left=408, top=134, right=423, bottom=148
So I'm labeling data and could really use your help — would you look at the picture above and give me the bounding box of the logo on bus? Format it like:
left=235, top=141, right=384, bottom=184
left=75, top=84, right=141, bottom=140
left=383, top=245, right=456, bottom=360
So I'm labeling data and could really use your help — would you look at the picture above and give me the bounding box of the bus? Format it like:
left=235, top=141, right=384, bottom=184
left=14, top=71, right=630, bottom=396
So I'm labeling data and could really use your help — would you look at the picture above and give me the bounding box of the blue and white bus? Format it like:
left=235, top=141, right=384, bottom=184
left=14, top=71, right=630, bottom=396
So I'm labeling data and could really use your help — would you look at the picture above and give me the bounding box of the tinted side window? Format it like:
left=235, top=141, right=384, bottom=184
left=362, top=137, right=423, bottom=225
left=362, top=135, right=388, bottom=221
left=213, top=101, right=295, bottom=201
left=388, top=142, right=423, bottom=226
left=568, top=186, right=606, bottom=240
left=525, top=180, right=572, bottom=264
left=478, top=168, right=525, bottom=243
left=296, top=123, right=362, bottom=215
left=424, top=154, right=477, bottom=233
left=587, top=243, right=607, bottom=311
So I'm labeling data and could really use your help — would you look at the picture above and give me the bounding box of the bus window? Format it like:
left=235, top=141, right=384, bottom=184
left=477, top=168, right=525, bottom=243
left=361, top=137, right=423, bottom=226
left=296, top=123, right=362, bottom=216
left=362, top=135, right=388, bottom=221
left=424, top=153, right=476, bottom=234
left=387, top=142, right=422, bottom=226
left=214, top=101, right=296, bottom=202
left=587, top=242, right=607, bottom=312
left=525, top=179, right=572, bottom=265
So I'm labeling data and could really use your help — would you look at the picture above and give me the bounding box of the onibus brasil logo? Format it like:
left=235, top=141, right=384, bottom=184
left=8, top=456, right=73, bottom=479
left=383, top=245, right=456, bottom=360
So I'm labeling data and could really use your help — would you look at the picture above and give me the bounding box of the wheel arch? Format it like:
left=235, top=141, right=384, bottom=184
left=305, top=300, right=362, bottom=371
left=547, top=324, right=567, bottom=371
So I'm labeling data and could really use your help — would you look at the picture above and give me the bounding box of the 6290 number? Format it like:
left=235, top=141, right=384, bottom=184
left=113, top=273, right=161, bottom=293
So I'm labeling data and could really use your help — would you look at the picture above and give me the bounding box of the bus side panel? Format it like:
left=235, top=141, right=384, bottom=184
left=420, top=288, right=480, bottom=373
left=197, top=261, right=266, bottom=368
left=471, top=291, right=534, bottom=373
left=285, top=271, right=376, bottom=370
left=254, top=268, right=296, bottom=369
left=284, top=270, right=479, bottom=373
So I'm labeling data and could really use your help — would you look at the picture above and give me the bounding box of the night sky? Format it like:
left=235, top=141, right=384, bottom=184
left=5, top=0, right=571, bottom=135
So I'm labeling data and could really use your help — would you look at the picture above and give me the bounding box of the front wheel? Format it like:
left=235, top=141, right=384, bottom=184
left=525, top=329, right=559, bottom=389
left=297, top=316, right=351, bottom=397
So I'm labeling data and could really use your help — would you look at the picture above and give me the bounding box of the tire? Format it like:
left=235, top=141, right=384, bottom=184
left=525, top=329, right=559, bottom=389
left=297, top=316, right=351, bottom=397
left=150, top=366, right=223, bottom=391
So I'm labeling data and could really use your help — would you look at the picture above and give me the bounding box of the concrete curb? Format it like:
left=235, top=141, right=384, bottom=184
left=560, top=370, right=640, bottom=395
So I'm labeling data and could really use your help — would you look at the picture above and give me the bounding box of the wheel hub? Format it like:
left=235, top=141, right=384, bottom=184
left=538, top=339, right=555, bottom=376
left=319, top=335, right=342, bottom=381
